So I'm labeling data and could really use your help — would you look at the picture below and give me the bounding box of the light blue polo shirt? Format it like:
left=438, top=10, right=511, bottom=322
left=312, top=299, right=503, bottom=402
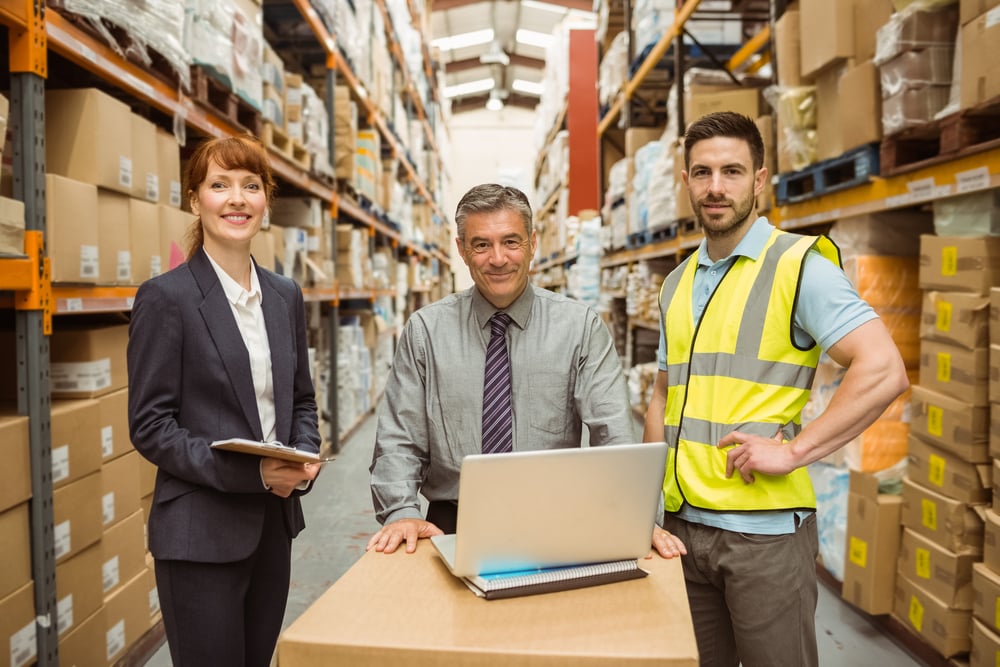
left=656, top=217, right=877, bottom=535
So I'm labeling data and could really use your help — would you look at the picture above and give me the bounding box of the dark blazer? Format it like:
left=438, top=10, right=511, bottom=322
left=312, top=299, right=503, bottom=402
left=127, top=249, right=320, bottom=563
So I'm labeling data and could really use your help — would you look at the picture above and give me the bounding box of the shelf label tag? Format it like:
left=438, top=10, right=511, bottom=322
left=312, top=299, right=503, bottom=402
left=956, top=166, right=990, bottom=193
left=885, top=193, right=913, bottom=208
left=64, top=298, right=84, bottom=312
left=907, top=178, right=935, bottom=202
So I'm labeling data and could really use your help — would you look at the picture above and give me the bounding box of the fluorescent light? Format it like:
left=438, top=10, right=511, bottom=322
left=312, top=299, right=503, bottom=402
left=521, top=0, right=567, bottom=13
left=515, top=29, right=555, bottom=49
left=486, top=96, right=504, bottom=111
left=443, top=78, right=495, bottom=99
left=511, top=79, right=544, bottom=95
left=432, top=28, right=495, bottom=52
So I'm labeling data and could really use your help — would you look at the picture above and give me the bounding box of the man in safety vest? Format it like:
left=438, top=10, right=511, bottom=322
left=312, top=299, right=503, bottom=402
left=643, top=111, right=908, bottom=667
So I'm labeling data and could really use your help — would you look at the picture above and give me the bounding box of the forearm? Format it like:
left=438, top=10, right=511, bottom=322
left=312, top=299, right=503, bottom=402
left=642, top=371, right=668, bottom=442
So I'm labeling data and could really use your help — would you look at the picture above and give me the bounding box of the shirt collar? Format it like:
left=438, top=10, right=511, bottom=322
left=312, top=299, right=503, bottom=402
left=471, top=284, right=534, bottom=331
left=697, top=216, right=774, bottom=267
left=203, top=248, right=262, bottom=307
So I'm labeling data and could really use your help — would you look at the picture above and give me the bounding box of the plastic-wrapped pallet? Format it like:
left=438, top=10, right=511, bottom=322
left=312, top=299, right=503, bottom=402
left=599, top=32, right=629, bottom=109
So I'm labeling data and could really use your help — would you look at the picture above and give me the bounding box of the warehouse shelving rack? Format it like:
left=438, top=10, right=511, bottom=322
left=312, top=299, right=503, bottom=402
left=0, top=0, right=451, bottom=663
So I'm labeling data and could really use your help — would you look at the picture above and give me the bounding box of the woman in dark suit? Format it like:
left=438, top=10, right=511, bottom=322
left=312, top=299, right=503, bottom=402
left=127, top=135, right=321, bottom=666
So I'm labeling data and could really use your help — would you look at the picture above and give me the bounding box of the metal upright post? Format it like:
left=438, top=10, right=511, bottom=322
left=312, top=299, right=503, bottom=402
left=326, top=57, right=341, bottom=452
left=10, top=1, right=58, bottom=660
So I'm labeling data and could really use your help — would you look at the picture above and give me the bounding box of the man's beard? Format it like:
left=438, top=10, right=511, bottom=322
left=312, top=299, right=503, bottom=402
left=693, top=190, right=756, bottom=241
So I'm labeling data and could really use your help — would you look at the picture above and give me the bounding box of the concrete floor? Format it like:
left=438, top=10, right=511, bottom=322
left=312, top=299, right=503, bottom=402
left=144, top=411, right=928, bottom=667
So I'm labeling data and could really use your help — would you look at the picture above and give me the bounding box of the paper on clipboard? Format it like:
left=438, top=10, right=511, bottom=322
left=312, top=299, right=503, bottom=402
left=210, top=438, right=335, bottom=463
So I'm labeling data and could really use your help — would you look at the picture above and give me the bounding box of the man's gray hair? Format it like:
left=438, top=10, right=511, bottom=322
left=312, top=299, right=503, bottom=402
left=455, top=184, right=533, bottom=240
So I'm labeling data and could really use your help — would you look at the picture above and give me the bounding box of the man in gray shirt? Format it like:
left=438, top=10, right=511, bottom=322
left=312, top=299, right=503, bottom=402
left=367, top=183, right=636, bottom=554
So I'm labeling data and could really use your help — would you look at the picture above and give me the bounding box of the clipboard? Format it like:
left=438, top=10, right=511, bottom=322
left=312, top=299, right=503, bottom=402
left=210, top=438, right=336, bottom=464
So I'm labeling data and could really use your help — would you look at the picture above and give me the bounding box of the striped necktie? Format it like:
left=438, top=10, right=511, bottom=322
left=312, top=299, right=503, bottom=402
left=482, top=312, right=513, bottom=454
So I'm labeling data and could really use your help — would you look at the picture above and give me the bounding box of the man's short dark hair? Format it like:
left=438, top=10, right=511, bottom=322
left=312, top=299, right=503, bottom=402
left=683, top=111, right=765, bottom=172
left=455, top=184, right=533, bottom=240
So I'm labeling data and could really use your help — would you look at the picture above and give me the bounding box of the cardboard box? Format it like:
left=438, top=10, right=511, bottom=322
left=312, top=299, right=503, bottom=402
left=137, top=454, right=157, bottom=499
left=624, top=127, right=664, bottom=158
left=815, top=64, right=846, bottom=161
left=685, top=88, right=762, bottom=125
left=972, top=617, right=1000, bottom=667
left=893, top=573, right=972, bottom=657
left=250, top=228, right=276, bottom=272
left=101, top=452, right=141, bottom=529
left=0, top=582, right=36, bottom=667
left=838, top=60, right=882, bottom=152
left=98, top=387, right=131, bottom=462
left=55, top=542, right=103, bottom=637
left=921, top=291, right=990, bottom=349
left=130, top=198, right=162, bottom=283
left=53, top=471, right=104, bottom=564
left=907, top=434, right=991, bottom=504
left=50, top=398, right=102, bottom=489
left=973, top=562, right=1000, bottom=631
left=57, top=606, right=106, bottom=667
left=158, top=204, right=194, bottom=275
left=155, top=127, right=182, bottom=208
left=855, top=0, right=895, bottom=62
left=983, top=507, right=1000, bottom=572
left=46, top=88, right=133, bottom=195
left=0, top=504, right=31, bottom=600
left=960, top=7, right=1000, bottom=109
left=96, top=189, right=131, bottom=285
left=908, top=384, right=989, bottom=462
left=774, top=7, right=802, bottom=86
left=993, top=344, right=1000, bottom=403
left=101, top=510, right=146, bottom=597
left=141, top=565, right=160, bottom=624
left=879, top=46, right=956, bottom=99
left=918, top=339, right=989, bottom=405
left=962, top=0, right=1000, bottom=24
left=993, top=403, right=1000, bottom=459
left=919, top=234, right=1000, bottom=295
left=842, top=471, right=903, bottom=614
left=50, top=322, right=130, bottom=399
left=898, top=527, right=977, bottom=609
left=45, top=174, right=100, bottom=283
left=104, top=569, right=152, bottom=665
left=278, top=547, right=699, bottom=666
left=991, top=287, right=1000, bottom=346
left=0, top=413, right=30, bottom=513
left=882, top=85, right=953, bottom=135
left=901, top=476, right=985, bottom=554
left=0, top=195, right=24, bottom=255
left=131, top=114, right=159, bottom=203
left=799, top=0, right=854, bottom=79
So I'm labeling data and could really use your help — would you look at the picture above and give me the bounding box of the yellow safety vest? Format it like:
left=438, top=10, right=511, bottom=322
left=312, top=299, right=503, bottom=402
left=658, top=228, right=842, bottom=513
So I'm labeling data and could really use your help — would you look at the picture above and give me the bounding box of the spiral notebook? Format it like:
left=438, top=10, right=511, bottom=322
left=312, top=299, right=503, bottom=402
left=430, top=442, right=668, bottom=598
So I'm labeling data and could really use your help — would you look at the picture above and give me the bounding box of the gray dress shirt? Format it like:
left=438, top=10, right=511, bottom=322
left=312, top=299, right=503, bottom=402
left=370, top=284, right=636, bottom=525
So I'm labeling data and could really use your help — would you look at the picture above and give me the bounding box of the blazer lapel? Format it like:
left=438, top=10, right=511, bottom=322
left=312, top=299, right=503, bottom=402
left=189, top=251, right=264, bottom=439
left=259, top=267, right=293, bottom=444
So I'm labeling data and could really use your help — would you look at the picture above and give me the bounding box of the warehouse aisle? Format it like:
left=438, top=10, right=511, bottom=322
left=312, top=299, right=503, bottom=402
left=144, top=411, right=925, bottom=666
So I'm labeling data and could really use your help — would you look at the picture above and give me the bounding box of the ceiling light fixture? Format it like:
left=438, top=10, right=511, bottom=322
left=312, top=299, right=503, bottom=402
left=432, top=28, right=495, bottom=52
left=443, top=77, right=495, bottom=99
left=480, top=40, right=510, bottom=66
left=515, top=29, right=555, bottom=49
left=486, top=89, right=505, bottom=111
left=511, top=78, right=544, bottom=96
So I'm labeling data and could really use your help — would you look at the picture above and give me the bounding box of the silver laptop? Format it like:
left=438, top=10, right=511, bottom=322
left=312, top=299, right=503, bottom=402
left=430, top=442, right=669, bottom=577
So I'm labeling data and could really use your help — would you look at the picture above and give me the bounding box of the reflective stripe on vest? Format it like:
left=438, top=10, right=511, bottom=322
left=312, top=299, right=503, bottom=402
left=657, top=227, right=841, bottom=512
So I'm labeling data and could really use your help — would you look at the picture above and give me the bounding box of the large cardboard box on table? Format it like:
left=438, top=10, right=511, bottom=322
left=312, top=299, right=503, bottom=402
left=921, top=291, right=990, bottom=350
left=55, top=542, right=103, bottom=637
left=45, top=88, right=133, bottom=195
left=0, top=413, right=30, bottom=513
left=906, top=434, right=992, bottom=504
left=0, top=582, right=36, bottom=667
left=842, top=471, right=903, bottom=614
left=0, top=504, right=31, bottom=600
left=53, top=471, right=104, bottom=565
left=898, top=527, right=977, bottom=609
left=909, top=384, right=989, bottom=462
left=893, top=573, right=972, bottom=658
left=901, top=476, right=985, bottom=554
left=919, top=234, right=1000, bottom=295
left=45, top=174, right=100, bottom=284
left=918, top=339, right=990, bottom=406
left=50, top=322, right=129, bottom=399
left=50, top=398, right=102, bottom=489
left=960, top=7, right=1000, bottom=109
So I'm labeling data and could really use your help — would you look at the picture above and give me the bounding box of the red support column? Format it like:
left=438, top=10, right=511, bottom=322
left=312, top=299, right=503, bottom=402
left=566, top=28, right=599, bottom=216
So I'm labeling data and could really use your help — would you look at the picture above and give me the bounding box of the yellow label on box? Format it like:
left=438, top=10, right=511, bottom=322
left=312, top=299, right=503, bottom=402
left=927, top=405, right=943, bottom=437
left=941, top=246, right=958, bottom=276
left=936, top=301, right=953, bottom=332
left=909, top=595, right=924, bottom=631
left=936, top=352, right=952, bottom=383
left=849, top=536, right=868, bottom=568
left=915, top=547, right=930, bottom=579
left=994, top=650, right=1000, bottom=667
left=921, top=499, right=938, bottom=531
left=928, top=454, right=946, bottom=487
left=995, top=597, right=1000, bottom=630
